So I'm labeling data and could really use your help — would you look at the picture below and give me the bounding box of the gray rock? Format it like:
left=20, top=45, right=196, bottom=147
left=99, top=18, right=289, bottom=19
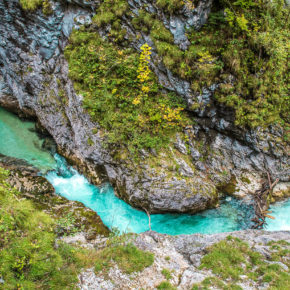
left=266, top=261, right=289, bottom=272
left=76, top=230, right=290, bottom=289
left=0, top=0, right=288, bottom=215
left=174, top=135, right=188, bottom=155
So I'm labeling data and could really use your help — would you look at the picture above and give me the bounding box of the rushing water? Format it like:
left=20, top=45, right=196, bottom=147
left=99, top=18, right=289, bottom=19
left=266, top=199, right=290, bottom=231
left=46, top=154, right=254, bottom=234
left=0, top=107, right=56, bottom=172
left=0, top=107, right=289, bottom=235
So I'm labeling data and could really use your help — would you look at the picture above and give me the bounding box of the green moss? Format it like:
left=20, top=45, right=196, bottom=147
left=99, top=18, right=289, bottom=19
left=65, top=28, right=191, bottom=154
left=217, top=175, right=237, bottom=195
left=156, top=0, right=185, bottom=13
left=19, top=0, right=52, bottom=15
left=92, top=0, right=129, bottom=26
left=94, top=243, right=154, bottom=274
left=241, top=176, right=251, bottom=184
left=19, top=0, right=43, bottom=11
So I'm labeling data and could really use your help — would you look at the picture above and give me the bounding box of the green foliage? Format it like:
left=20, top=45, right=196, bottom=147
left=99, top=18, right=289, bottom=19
left=19, top=0, right=52, bottom=15
left=187, top=0, right=289, bottom=128
left=19, top=0, right=43, bottom=11
left=66, top=0, right=289, bottom=157
left=157, top=281, right=177, bottom=290
left=94, top=243, right=154, bottom=274
left=156, top=0, right=185, bottom=13
left=200, top=236, right=290, bottom=288
left=0, top=167, right=95, bottom=289
left=65, top=28, right=190, bottom=153
left=109, top=0, right=289, bottom=130
left=161, top=268, right=172, bottom=280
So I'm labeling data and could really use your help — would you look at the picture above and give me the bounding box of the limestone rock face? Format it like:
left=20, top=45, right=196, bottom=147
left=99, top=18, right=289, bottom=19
left=0, top=0, right=289, bottom=213
left=72, top=230, right=290, bottom=289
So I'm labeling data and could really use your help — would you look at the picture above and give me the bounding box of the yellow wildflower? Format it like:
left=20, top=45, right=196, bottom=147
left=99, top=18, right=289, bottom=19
left=132, top=97, right=141, bottom=105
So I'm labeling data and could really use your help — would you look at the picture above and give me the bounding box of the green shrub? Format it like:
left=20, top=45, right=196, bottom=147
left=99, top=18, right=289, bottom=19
left=187, top=0, right=289, bottom=128
left=65, top=29, right=191, bottom=154
left=19, top=0, right=43, bottom=11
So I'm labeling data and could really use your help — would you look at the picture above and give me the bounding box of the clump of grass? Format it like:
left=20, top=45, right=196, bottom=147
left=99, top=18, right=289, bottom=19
left=95, top=243, right=154, bottom=274
left=200, top=236, right=248, bottom=280
left=200, top=235, right=290, bottom=288
left=157, top=280, right=177, bottom=290
left=161, top=268, right=172, bottom=280
left=0, top=167, right=95, bottom=289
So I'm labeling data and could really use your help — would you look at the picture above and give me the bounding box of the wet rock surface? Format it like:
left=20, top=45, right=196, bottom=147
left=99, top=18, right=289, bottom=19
left=0, top=0, right=289, bottom=214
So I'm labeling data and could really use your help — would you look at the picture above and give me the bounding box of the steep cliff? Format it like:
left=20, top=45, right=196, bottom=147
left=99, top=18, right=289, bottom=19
left=0, top=0, right=289, bottom=213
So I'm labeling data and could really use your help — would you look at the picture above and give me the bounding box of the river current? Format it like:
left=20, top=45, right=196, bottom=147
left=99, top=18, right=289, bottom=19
left=0, top=107, right=289, bottom=234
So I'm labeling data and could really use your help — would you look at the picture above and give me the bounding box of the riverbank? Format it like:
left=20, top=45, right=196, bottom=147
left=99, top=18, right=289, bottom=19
left=1, top=106, right=290, bottom=235
left=0, top=165, right=289, bottom=289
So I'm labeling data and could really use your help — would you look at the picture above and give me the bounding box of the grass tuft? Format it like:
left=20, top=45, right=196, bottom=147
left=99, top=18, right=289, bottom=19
left=94, top=243, right=154, bottom=274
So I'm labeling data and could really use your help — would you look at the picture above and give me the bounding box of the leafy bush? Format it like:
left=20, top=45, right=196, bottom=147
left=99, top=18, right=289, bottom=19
left=65, top=29, right=190, bottom=154
left=188, top=0, right=289, bottom=128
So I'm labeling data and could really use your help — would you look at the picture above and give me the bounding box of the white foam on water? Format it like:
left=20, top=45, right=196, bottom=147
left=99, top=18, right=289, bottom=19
left=46, top=155, right=258, bottom=235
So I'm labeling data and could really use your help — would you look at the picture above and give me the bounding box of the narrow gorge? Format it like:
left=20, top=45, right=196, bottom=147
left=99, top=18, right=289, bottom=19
left=0, top=0, right=289, bottom=289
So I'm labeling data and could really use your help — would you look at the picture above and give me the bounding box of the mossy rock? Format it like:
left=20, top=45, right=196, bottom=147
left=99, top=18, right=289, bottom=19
left=217, top=175, right=238, bottom=196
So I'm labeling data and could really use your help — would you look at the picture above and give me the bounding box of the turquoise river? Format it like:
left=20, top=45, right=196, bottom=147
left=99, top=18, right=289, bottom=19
left=0, top=107, right=289, bottom=235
